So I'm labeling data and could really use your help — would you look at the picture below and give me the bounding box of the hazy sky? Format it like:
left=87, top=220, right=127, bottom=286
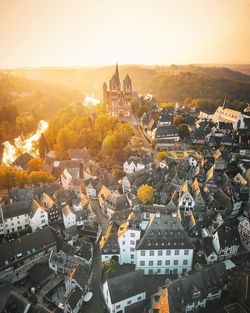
left=0, top=0, right=249, bottom=67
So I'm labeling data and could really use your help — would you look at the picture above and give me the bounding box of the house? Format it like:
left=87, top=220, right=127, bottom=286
left=74, top=240, right=93, bottom=265
left=40, top=192, right=61, bottom=222
left=213, top=150, right=228, bottom=171
left=0, top=199, right=48, bottom=235
left=155, top=125, right=180, bottom=150
left=100, top=223, right=120, bottom=262
left=238, top=217, right=250, bottom=251
left=149, top=263, right=228, bottom=313
left=233, top=173, right=247, bottom=187
left=64, top=263, right=92, bottom=313
left=217, top=121, right=233, bottom=134
left=202, top=237, right=218, bottom=264
left=192, top=179, right=206, bottom=212
left=103, top=270, right=146, bottom=313
left=158, top=110, right=172, bottom=126
left=122, top=169, right=148, bottom=193
left=179, top=181, right=195, bottom=214
left=62, top=205, right=76, bottom=229
left=0, top=227, right=56, bottom=282
left=28, top=199, right=48, bottom=232
left=104, top=192, right=130, bottom=218
left=123, top=156, right=152, bottom=174
left=117, top=213, right=141, bottom=264
left=10, top=188, right=33, bottom=202
left=212, top=225, right=241, bottom=260
left=135, top=213, right=194, bottom=275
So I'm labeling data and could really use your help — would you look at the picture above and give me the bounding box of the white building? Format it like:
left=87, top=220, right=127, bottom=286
left=117, top=217, right=141, bottom=265
left=135, top=213, right=194, bottom=275
left=123, top=156, right=151, bottom=174
left=179, top=181, right=195, bottom=214
left=238, top=217, right=250, bottom=251
left=28, top=199, right=48, bottom=232
left=212, top=106, right=249, bottom=129
left=103, top=271, right=146, bottom=313
left=62, top=205, right=76, bottom=229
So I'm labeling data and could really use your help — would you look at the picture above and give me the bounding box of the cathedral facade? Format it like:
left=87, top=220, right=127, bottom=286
left=103, top=64, right=132, bottom=118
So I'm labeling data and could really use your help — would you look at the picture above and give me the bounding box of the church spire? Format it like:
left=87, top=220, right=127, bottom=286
left=115, top=63, right=120, bottom=87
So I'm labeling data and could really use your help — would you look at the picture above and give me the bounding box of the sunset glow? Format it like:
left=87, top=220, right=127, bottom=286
left=0, top=0, right=249, bottom=67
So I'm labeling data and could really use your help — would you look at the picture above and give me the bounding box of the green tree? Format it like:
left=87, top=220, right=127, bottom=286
left=137, top=184, right=154, bottom=204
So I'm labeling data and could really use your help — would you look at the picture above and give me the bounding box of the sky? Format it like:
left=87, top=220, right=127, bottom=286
left=0, top=0, right=249, bottom=67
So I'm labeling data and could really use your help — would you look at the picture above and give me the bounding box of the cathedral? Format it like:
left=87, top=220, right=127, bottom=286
left=103, top=64, right=132, bottom=118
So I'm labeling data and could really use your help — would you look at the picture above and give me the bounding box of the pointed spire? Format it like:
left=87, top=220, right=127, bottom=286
left=115, top=63, right=120, bottom=86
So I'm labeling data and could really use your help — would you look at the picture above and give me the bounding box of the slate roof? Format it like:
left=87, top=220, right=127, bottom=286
left=1, top=200, right=32, bottom=219
left=167, top=263, right=228, bottom=312
left=12, top=152, right=33, bottom=170
left=0, top=280, right=12, bottom=312
left=0, top=227, right=56, bottom=270
left=155, top=125, right=179, bottom=138
left=33, top=182, right=61, bottom=198
left=70, top=263, right=91, bottom=290
left=67, top=286, right=82, bottom=308
left=105, top=192, right=130, bottom=211
left=75, top=241, right=92, bottom=262
left=107, top=270, right=145, bottom=304
left=10, top=188, right=33, bottom=202
left=136, top=213, right=194, bottom=250
left=217, top=226, right=241, bottom=249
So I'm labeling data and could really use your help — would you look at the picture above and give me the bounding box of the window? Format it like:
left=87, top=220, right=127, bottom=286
left=166, top=250, right=171, bottom=255
left=148, top=269, right=153, bottom=274
left=165, top=269, right=169, bottom=274
left=165, top=260, right=170, bottom=265
left=150, top=251, right=154, bottom=256
left=149, top=261, right=154, bottom=266
left=122, top=241, right=125, bottom=245
left=184, top=250, right=189, bottom=255
left=41, top=219, right=46, bottom=224
left=130, top=247, right=135, bottom=252
left=174, top=260, right=178, bottom=265
left=175, top=250, right=179, bottom=255
left=157, top=260, right=162, bottom=266
left=158, top=250, right=163, bottom=256
left=183, top=260, right=188, bottom=265
left=140, top=261, right=145, bottom=266
left=130, top=232, right=135, bottom=237
left=137, top=296, right=142, bottom=301
left=141, top=251, right=145, bottom=256
left=131, top=254, right=134, bottom=259
left=127, top=300, right=132, bottom=305
left=157, top=269, right=161, bottom=273
left=130, top=240, right=135, bottom=245
left=116, top=305, right=120, bottom=309
left=173, top=269, right=178, bottom=274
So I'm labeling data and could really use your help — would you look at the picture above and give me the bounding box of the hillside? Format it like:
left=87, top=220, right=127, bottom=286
left=2, top=65, right=250, bottom=112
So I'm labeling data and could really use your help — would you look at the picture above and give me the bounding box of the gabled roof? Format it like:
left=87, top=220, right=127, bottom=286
left=107, top=270, right=145, bottom=304
left=180, top=181, right=192, bottom=196
left=12, top=152, right=33, bottom=170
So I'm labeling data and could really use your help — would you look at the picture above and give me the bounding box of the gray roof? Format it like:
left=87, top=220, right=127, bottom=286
left=107, top=270, right=145, bottom=304
left=0, top=227, right=56, bottom=270
left=136, top=213, right=194, bottom=250
left=1, top=200, right=32, bottom=219
left=167, top=263, right=228, bottom=312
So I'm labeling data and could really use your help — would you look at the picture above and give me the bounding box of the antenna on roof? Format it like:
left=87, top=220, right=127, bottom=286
left=222, top=95, right=227, bottom=109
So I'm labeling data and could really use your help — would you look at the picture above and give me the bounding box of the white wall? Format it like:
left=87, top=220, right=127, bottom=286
left=118, top=228, right=141, bottom=264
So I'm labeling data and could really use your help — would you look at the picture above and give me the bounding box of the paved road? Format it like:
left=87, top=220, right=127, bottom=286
left=90, top=198, right=109, bottom=232
left=80, top=246, right=105, bottom=313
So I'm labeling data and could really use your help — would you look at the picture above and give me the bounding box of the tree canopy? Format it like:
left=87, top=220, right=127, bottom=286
left=137, top=184, right=154, bottom=204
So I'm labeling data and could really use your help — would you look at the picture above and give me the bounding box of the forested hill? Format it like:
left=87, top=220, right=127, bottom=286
left=2, top=64, right=250, bottom=111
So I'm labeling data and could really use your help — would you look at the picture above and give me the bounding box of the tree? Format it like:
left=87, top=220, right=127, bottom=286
left=0, top=165, right=28, bottom=190
left=178, top=124, right=190, bottom=139
left=137, top=184, right=154, bottom=204
left=28, top=171, right=55, bottom=185
left=173, top=115, right=184, bottom=126
left=156, top=151, right=167, bottom=161
left=28, top=158, right=43, bottom=172
left=101, top=259, right=118, bottom=282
